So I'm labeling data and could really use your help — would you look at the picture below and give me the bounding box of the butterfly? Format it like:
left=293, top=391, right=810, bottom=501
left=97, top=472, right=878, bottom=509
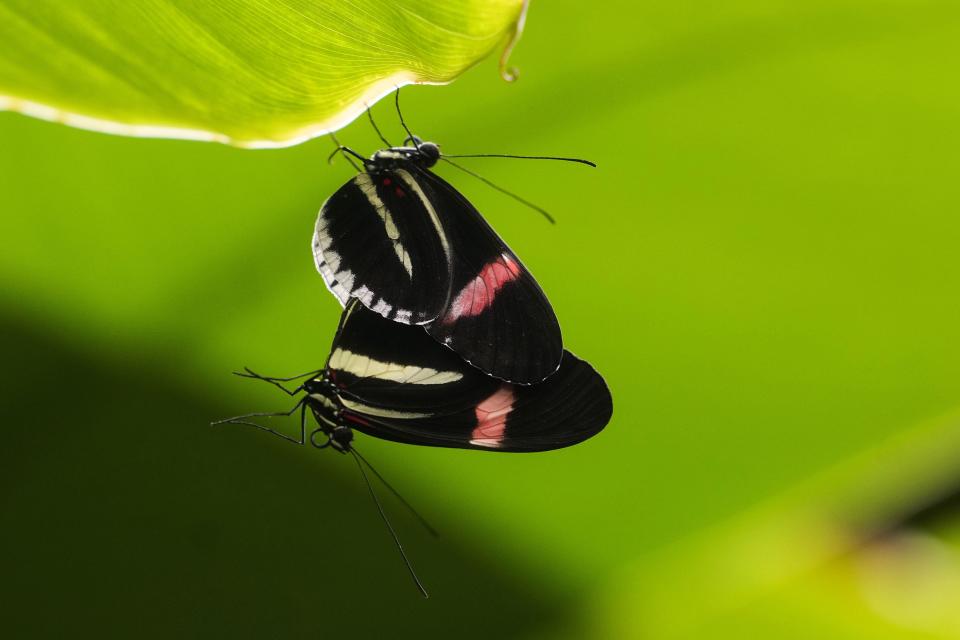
left=312, top=99, right=593, bottom=385
left=219, top=298, right=612, bottom=455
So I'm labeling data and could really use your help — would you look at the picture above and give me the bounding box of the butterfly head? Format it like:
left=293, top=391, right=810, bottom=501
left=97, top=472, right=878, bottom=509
left=329, top=425, right=354, bottom=452
left=370, top=138, right=441, bottom=169
left=410, top=138, right=441, bottom=167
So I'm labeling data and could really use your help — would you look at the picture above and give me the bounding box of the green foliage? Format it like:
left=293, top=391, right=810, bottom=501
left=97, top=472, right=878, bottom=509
left=0, top=0, right=525, bottom=146
left=3, top=0, right=960, bottom=637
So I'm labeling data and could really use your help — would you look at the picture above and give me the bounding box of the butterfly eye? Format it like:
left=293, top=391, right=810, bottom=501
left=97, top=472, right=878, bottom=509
left=418, top=142, right=440, bottom=167
left=331, top=426, right=354, bottom=451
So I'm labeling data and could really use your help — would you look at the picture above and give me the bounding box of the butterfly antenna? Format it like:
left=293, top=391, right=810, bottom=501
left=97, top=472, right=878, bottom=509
left=352, top=448, right=439, bottom=537
left=440, top=157, right=556, bottom=224
left=366, top=105, right=392, bottom=148
left=445, top=153, right=596, bottom=168
left=351, top=449, right=429, bottom=598
left=394, top=88, right=421, bottom=150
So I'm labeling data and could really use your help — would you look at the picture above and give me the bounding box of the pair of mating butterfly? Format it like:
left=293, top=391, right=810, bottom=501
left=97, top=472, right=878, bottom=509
left=217, top=91, right=613, bottom=596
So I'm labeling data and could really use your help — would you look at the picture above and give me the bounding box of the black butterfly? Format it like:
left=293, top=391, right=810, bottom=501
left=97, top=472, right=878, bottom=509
left=219, top=298, right=612, bottom=455
left=312, top=96, right=593, bottom=384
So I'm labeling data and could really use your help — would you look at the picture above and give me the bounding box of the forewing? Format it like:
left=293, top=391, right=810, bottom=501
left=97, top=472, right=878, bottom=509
left=341, top=350, right=612, bottom=452
left=313, top=169, right=451, bottom=324
left=327, top=300, right=498, bottom=416
left=413, top=168, right=563, bottom=384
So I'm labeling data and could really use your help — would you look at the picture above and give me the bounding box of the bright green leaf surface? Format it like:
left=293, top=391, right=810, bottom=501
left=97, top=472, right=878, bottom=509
left=0, top=0, right=525, bottom=147
left=3, top=0, right=960, bottom=637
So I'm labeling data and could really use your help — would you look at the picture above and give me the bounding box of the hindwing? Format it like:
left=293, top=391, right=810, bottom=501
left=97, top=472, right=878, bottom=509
left=327, top=300, right=498, bottom=416
left=326, top=301, right=611, bottom=452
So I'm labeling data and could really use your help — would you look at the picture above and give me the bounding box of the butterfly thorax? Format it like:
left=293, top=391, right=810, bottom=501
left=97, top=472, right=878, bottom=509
left=302, top=376, right=354, bottom=452
left=369, top=141, right=440, bottom=170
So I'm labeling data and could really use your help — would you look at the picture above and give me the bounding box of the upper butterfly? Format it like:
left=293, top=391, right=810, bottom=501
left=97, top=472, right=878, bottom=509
left=312, top=138, right=562, bottom=385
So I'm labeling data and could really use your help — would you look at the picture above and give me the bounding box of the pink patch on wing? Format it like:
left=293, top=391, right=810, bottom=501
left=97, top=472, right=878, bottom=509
left=470, top=385, right=515, bottom=448
left=444, top=254, right=521, bottom=323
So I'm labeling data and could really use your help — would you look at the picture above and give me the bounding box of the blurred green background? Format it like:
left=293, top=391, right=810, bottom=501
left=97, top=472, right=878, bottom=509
left=3, top=0, right=960, bottom=637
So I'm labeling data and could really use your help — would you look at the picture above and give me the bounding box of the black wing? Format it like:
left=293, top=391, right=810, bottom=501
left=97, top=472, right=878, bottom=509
left=341, top=351, right=612, bottom=453
left=412, top=168, right=563, bottom=384
left=327, top=299, right=499, bottom=416
left=328, top=302, right=611, bottom=452
left=313, top=168, right=452, bottom=324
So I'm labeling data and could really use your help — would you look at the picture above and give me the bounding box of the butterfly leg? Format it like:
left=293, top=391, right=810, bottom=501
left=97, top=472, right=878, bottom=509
left=211, top=398, right=307, bottom=445
left=327, top=133, right=366, bottom=171
left=233, top=367, right=321, bottom=396
left=309, top=428, right=332, bottom=449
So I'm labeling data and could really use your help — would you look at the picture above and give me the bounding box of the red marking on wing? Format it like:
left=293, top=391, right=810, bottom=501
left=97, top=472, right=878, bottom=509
left=330, top=370, right=347, bottom=389
left=344, top=413, right=371, bottom=428
left=470, top=385, right=515, bottom=447
left=382, top=177, right=392, bottom=186
left=443, top=254, right=521, bottom=323
left=394, top=186, right=405, bottom=198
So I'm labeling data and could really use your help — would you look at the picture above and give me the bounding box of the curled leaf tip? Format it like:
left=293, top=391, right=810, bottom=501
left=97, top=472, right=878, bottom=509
left=500, top=64, right=520, bottom=83
left=499, top=0, right=529, bottom=82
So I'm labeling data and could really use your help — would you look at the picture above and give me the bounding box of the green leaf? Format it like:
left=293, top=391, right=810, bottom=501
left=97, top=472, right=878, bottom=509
left=0, top=0, right=527, bottom=147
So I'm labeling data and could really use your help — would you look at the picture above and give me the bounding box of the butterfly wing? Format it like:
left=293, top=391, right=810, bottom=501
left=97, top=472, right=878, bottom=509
left=327, top=299, right=499, bottom=416
left=341, top=350, right=612, bottom=453
left=313, top=169, right=452, bottom=324
left=412, top=168, right=563, bottom=384
left=327, top=301, right=611, bottom=452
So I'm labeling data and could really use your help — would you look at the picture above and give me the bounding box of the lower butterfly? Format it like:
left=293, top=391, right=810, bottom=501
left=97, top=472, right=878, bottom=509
left=214, top=298, right=612, bottom=597
left=218, top=298, right=612, bottom=454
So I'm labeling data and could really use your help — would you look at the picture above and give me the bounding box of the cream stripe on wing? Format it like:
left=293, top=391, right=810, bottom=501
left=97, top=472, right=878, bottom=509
left=329, top=348, right=463, bottom=385
left=395, top=169, right=451, bottom=262
left=340, top=397, right=433, bottom=419
left=354, top=173, right=414, bottom=278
